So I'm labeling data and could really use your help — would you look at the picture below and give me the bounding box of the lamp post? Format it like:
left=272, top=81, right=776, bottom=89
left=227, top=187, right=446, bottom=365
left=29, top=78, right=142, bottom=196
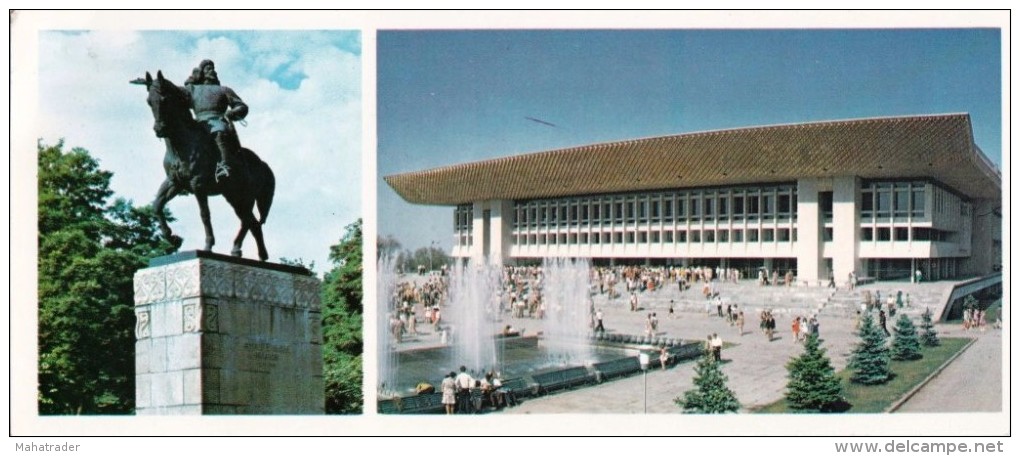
left=638, top=352, right=650, bottom=414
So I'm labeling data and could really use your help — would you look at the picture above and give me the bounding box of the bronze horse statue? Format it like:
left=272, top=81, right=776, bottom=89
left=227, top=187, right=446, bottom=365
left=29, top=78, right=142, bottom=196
left=134, top=71, right=275, bottom=261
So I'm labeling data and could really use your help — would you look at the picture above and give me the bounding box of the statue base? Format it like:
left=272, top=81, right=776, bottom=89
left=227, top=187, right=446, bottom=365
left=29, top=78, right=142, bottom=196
left=133, top=251, right=323, bottom=414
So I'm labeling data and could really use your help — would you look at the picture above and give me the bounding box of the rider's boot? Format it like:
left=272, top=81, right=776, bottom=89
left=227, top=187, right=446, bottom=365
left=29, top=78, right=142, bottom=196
left=213, top=132, right=233, bottom=181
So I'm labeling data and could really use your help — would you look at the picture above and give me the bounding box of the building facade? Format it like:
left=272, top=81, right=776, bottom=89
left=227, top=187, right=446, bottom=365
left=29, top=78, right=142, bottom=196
left=388, top=114, right=1001, bottom=284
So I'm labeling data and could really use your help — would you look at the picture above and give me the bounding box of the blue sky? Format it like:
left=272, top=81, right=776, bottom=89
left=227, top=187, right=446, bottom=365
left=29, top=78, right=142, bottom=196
left=37, top=30, right=362, bottom=274
left=378, top=29, right=1002, bottom=252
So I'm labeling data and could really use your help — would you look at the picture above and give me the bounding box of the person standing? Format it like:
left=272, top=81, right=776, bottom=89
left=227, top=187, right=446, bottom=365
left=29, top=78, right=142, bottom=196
left=441, top=372, right=457, bottom=415
left=736, top=311, right=745, bottom=336
left=878, top=309, right=890, bottom=336
left=594, top=309, right=605, bottom=334
left=711, top=333, right=723, bottom=361
left=455, top=366, right=475, bottom=414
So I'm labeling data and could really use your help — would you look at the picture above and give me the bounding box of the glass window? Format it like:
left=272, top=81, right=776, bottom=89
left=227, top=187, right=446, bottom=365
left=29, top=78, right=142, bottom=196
left=677, top=198, right=686, bottom=217
left=762, top=228, right=775, bottom=242
left=823, top=227, right=833, bottom=242
left=877, top=227, right=891, bottom=241
left=704, top=197, right=714, bottom=217
left=663, top=198, right=673, bottom=218
left=748, top=195, right=760, bottom=216
left=614, top=203, right=623, bottom=223
left=778, top=228, right=790, bottom=242
left=748, top=229, right=759, bottom=242
left=778, top=194, right=790, bottom=214
left=861, top=191, right=874, bottom=212
left=651, top=200, right=660, bottom=220
left=732, top=229, right=743, bottom=242
left=876, top=191, right=891, bottom=215
left=704, top=230, right=715, bottom=243
left=614, top=232, right=623, bottom=244
left=640, top=231, right=649, bottom=243
left=626, top=202, right=635, bottom=223
left=677, top=230, right=687, bottom=243
left=691, top=230, right=701, bottom=243
left=911, top=227, right=929, bottom=241
left=690, top=198, right=700, bottom=217
left=580, top=233, right=588, bottom=244
left=733, top=196, right=744, bottom=215
left=895, top=227, right=909, bottom=241
left=718, top=229, right=729, bottom=243
left=762, top=194, right=774, bottom=217
left=861, top=227, right=873, bottom=241
left=664, top=231, right=673, bottom=243
left=626, top=232, right=635, bottom=243
left=911, top=187, right=925, bottom=217
left=592, top=232, right=600, bottom=244
left=894, top=187, right=909, bottom=217
left=651, top=231, right=660, bottom=243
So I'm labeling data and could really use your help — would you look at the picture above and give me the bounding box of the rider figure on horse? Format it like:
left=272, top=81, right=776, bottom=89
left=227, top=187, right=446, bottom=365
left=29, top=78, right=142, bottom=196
left=184, top=59, right=248, bottom=181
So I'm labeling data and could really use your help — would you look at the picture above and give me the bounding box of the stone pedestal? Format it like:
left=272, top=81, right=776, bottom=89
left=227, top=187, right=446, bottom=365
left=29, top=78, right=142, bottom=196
left=133, top=251, right=323, bottom=415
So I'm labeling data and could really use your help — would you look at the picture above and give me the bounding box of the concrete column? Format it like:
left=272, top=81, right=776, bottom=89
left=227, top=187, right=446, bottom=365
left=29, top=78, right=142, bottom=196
left=832, top=176, right=861, bottom=283
left=796, top=178, right=823, bottom=284
left=471, top=201, right=487, bottom=264
left=486, top=200, right=514, bottom=266
left=134, top=251, right=323, bottom=415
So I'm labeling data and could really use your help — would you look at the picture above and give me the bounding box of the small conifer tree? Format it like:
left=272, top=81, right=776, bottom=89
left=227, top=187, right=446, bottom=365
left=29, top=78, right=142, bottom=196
left=675, top=352, right=740, bottom=413
left=891, top=314, right=923, bottom=361
left=849, top=312, right=892, bottom=385
left=785, top=334, right=846, bottom=412
left=919, top=307, right=940, bottom=347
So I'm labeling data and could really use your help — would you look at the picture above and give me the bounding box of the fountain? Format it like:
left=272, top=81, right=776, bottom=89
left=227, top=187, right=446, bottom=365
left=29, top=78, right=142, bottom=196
left=538, top=257, right=595, bottom=366
left=377, top=257, right=704, bottom=412
left=376, top=256, right=400, bottom=397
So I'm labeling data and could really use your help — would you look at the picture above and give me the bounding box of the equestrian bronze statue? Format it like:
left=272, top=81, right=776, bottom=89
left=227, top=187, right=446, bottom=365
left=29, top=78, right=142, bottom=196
left=132, top=69, right=275, bottom=261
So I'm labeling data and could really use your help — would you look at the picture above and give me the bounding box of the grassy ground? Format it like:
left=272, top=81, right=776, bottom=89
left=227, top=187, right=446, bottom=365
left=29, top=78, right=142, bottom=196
left=754, top=337, right=970, bottom=413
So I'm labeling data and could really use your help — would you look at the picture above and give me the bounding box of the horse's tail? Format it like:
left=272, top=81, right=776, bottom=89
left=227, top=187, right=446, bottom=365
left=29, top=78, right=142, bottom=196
left=257, top=162, right=275, bottom=226
left=240, top=147, right=275, bottom=226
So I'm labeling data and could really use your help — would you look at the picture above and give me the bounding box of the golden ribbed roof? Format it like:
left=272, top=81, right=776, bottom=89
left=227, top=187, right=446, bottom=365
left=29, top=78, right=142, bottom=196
left=385, top=114, right=1001, bottom=205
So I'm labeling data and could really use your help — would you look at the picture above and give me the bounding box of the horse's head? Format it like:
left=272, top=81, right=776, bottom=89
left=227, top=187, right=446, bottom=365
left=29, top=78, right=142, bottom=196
left=133, top=71, right=189, bottom=138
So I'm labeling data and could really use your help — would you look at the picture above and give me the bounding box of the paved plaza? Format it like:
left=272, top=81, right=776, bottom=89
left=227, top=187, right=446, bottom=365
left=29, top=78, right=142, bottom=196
left=391, top=275, right=1002, bottom=414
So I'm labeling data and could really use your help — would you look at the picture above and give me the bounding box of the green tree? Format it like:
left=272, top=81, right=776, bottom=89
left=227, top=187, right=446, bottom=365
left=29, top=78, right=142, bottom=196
left=785, top=335, right=846, bottom=412
left=322, top=219, right=363, bottom=414
left=675, top=352, right=740, bottom=413
left=848, top=312, right=892, bottom=385
left=38, top=140, right=175, bottom=414
left=919, top=307, right=940, bottom=347
left=891, top=314, right=923, bottom=361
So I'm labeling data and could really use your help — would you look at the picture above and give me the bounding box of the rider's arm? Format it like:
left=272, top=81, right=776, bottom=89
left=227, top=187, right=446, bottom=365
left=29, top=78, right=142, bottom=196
left=224, top=87, right=249, bottom=121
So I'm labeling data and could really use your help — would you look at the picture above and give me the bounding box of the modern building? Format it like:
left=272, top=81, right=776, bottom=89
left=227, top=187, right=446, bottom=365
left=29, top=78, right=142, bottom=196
left=385, top=114, right=1002, bottom=284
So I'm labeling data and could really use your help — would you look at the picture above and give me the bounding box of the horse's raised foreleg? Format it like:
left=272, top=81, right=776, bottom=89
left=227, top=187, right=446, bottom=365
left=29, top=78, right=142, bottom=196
left=153, top=178, right=184, bottom=249
left=196, top=193, right=215, bottom=252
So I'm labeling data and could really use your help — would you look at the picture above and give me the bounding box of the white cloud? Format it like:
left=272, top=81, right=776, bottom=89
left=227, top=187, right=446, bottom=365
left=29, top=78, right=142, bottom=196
left=37, top=30, right=361, bottom=275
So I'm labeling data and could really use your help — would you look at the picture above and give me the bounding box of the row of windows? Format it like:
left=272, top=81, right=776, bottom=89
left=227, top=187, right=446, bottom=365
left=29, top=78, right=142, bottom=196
left=860, top=181, right=926, bottom=219
left=861, top=227, right=952, bottom=242
left=513, top=227, right=798, bottom=246
left=511, top=185, right=798, bottom=230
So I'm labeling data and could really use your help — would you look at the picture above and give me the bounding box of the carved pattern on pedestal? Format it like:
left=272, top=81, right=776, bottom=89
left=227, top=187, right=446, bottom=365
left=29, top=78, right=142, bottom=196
left=134, top=270, right=165, bottom=305
left=200, top=261, right=234, bottom=299
left=309, top=314, right=322, bottom=344
left=183, top=303, right=200, bottom=333
left=204, top=304, right=219, bottom=332
left=166, top=262, right=201, bottom=300
left=135, top=310, right=151, bottom=339
left=294, top=277, right=321, bottom=310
